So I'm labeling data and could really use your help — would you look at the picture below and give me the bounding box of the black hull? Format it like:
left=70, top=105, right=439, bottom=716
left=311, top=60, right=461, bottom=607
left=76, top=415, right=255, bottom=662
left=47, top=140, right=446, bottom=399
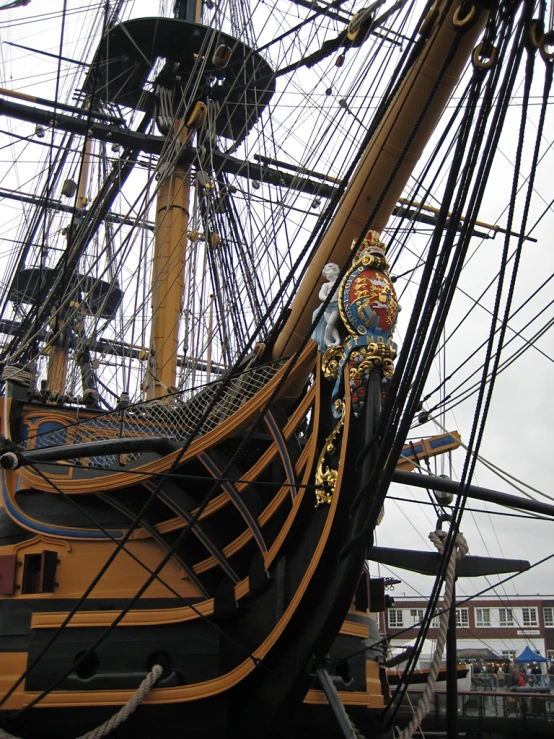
left=0, top=367, right=385, bottom=739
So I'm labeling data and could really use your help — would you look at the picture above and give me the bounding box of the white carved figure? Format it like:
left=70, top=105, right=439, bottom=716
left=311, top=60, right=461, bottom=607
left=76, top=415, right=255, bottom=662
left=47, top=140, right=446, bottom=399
left=311, top=263, right=343, bottom=351
left=319, top=263, right=342, bottom=348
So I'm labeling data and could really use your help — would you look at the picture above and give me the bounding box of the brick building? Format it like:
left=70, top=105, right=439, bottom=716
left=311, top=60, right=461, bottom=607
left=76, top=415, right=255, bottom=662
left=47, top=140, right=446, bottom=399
left=377, top=595, right=554, bottom=665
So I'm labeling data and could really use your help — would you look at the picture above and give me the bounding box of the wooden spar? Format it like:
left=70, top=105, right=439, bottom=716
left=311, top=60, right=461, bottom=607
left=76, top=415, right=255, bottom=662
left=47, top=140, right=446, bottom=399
left=396, top=197, right=536, bottom=241
left=47, top=137, right=93, bottom=395
left=0, top=86, right=123, bottom=124
left=271, top=0, right=489, bottom=363
left=144, top=124, right=191, bottom=400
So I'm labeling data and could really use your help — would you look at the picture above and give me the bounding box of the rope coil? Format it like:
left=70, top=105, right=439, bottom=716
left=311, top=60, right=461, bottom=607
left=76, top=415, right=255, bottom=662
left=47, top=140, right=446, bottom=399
left=429, top=528, right=469, bottom=559
left=397, top=530, right=468, bottom=738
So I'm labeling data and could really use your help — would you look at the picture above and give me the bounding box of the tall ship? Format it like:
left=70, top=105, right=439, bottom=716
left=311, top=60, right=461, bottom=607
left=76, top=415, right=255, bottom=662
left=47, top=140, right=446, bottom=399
left=0, top=0, right=552, bottom=737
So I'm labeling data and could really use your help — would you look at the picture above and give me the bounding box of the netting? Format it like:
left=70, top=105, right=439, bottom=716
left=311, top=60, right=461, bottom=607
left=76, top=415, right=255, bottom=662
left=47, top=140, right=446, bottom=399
left=22, top=360, right=286, bottom=467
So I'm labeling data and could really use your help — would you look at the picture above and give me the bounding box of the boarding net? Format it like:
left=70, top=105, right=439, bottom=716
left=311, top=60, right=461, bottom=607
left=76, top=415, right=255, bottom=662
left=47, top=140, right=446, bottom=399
left=21, top=361, right=286, bottom=467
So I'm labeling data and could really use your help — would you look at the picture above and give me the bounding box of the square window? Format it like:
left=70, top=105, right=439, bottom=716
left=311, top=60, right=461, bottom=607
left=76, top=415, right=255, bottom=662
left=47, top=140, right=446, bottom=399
left=499, top=608, right=514, bottom=626
left=22, top=554, right=42, bottom=594
left=475, top=608, right=490, bottom=627
left=389, top=609, right=403, bottom=628
left=544, top=608, right=554, bottom=627
left=456, top=608, right=468, bottom=627
left=21, top=551, right=58, bottom=594
left=410, top=609, right=424, bottom=625
left=522, top=607, right=538, bottom=627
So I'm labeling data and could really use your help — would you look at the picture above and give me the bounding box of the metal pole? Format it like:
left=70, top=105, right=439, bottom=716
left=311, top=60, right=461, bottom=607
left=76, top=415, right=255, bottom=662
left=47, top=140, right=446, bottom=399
left=315, top=665, right=357, bottom=739
left=446, top=579, right=458, bottom=739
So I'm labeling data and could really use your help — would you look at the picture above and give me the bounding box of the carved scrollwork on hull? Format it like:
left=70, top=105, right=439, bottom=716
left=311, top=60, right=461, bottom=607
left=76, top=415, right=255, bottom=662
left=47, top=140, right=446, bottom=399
left=325, top=342, right=395, bottom=381
left=349, top=343, right=395, bottom=417
left=321, top=345, right=344, bottom=380
left=314, top=400, right=345, bottom=507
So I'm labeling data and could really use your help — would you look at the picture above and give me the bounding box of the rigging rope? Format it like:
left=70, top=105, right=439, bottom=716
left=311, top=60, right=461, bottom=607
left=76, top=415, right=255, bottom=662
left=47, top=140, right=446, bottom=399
left=382, top=20, right=523, bottom=708
left=363, top=5, right=528, bottom=592
left=0, top=665, right=163, bottom=739
left=396, top=529, right=468, bottom=739
left=426, top=412, right=554, bottom=503
left=421, top=43, right=553, bottom=421
left=346, top=16, right=482, bottom=527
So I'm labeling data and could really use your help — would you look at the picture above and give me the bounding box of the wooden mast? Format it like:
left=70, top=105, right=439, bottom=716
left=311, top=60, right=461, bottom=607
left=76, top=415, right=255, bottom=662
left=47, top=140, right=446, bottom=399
left=271, top=0, right=489, bottom=364
left=144, top=126, right=191, bottom=400
left=144, top=0, right=203, bottom=400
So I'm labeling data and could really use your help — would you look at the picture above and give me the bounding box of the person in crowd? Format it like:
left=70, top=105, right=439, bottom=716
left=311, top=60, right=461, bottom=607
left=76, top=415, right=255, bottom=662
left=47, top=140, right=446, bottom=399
left=505, top=664, right=512, bottom=689
left=510, top=662, right=521, bottom=689
left=529, top=661, right=541, bottom=686
left=548, top=660, right=554, bottom=689
left=497, top=664, right=505, bottom=690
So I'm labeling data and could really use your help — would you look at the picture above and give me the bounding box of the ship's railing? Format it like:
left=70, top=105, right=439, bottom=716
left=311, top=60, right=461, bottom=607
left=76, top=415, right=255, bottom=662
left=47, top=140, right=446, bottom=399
left=23, top=360, right=287, bottom=465
left=398, top=689, right=554, bottom=729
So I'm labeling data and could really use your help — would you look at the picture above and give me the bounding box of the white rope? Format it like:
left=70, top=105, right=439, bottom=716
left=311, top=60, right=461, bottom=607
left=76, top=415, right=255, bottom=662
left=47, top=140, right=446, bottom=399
left=406, top=692, right=426, bottom=739
left=0, top=664, right=163, bottom=739
left=397, top=530, right=468, bottom=738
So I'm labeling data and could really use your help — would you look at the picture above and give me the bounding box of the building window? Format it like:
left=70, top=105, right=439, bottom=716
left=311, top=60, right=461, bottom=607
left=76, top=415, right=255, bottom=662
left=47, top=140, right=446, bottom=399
left=522, top=607, right=538, bottom=627
left=456, top=608, right=469, bottom=627
left=547, top=650, right=554, bottom=660
left=502, top=650, right=516, bottom=662
left=475, top=608, right=490, bottom=627
left=499, top=608, right=514, bottom=626
left=431, top=611, right=440, bottom=629
left=410, top=609, right=424, bottom=625
left=389, top=609, right=403, bottom=628
left=544, top=607, right=554, bottom=627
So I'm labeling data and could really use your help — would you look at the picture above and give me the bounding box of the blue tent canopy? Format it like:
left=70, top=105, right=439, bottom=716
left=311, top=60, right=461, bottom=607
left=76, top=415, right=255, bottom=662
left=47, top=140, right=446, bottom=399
left=516, top=646, right=549, bottom=663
